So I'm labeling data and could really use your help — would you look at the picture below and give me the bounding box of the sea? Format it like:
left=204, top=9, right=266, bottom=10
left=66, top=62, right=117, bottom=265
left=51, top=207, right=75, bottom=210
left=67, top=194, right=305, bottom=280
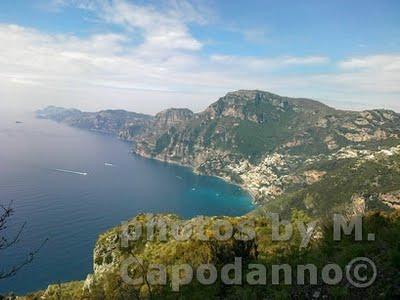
left=0, top=110, right=253, bottom=294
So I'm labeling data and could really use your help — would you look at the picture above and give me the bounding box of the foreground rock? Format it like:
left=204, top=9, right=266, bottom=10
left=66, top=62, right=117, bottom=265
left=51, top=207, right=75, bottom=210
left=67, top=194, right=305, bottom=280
left=23, top=211, right=400, bottom=299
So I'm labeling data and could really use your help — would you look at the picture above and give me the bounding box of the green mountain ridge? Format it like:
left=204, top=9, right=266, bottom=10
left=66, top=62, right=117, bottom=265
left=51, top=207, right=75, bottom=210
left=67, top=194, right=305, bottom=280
left=37, top=90, right=400, bottom=208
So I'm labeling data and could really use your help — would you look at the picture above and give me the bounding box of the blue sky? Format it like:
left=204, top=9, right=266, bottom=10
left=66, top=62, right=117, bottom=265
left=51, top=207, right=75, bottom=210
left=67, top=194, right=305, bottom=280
left=0, top=0, right=399, bottom=113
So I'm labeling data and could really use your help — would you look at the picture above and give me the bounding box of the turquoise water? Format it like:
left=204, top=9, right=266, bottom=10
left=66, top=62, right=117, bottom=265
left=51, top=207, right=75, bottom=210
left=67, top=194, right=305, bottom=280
left=0, top=111, right=253, bottom=294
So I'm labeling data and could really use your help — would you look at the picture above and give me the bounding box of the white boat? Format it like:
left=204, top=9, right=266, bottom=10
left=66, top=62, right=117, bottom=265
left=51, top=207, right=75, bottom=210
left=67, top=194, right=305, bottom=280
left=54, top=169, right=88, bottom=176
left=104, top=163, right=114, bottom=167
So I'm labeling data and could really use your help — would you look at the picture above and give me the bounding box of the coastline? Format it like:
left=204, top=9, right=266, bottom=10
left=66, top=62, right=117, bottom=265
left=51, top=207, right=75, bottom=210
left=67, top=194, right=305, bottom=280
left=129, top=148, right=257, bottom=205
left=36, top=114, right=256, bottom=205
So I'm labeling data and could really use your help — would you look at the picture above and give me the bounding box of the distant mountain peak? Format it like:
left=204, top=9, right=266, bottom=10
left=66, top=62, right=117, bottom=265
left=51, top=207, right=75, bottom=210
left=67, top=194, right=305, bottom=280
left=223, top=89, right=332, bottom=109
left=226, top=89, right=277, bottom=98
left=155, top=108, right=194, bottom=127
left=203, top=89, right=333, bottom=121
left=156, top=107, right=194, bottom=115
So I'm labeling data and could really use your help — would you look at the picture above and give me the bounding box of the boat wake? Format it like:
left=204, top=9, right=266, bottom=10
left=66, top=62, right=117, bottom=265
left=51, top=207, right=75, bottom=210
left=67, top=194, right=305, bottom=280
left=53, top=168, right=88, bottom=176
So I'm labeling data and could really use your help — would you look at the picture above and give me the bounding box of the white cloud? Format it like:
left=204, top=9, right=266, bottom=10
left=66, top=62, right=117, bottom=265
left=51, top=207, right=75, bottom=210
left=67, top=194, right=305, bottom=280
left=9, top=77, right=43, bottom=86
left=0, top=1, right=399, bottom=113
left=339, top=54, right=400, bottom=71
left=57, top=0, right=205, bottom=53
left=210, top=54, right=329, bottom=71
left=283, top=56, right=330, bottom=65
left=330, top=55, right=400, bottom=93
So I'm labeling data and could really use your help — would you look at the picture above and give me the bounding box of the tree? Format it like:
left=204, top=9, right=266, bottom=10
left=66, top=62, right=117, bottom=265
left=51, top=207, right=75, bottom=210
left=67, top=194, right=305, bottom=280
left=0, top=201, right=47, bottom=280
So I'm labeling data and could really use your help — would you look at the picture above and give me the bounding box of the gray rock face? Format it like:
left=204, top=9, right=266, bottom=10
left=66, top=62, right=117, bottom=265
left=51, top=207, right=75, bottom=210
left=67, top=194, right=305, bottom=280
left=202, top=90, right=332, bottom=122
left=155, top=108, right=194, bottom=127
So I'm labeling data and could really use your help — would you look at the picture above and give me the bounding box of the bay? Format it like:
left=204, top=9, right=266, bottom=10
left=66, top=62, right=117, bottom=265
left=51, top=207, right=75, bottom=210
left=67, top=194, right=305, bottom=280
left=0, top=110, right=253, bottom=294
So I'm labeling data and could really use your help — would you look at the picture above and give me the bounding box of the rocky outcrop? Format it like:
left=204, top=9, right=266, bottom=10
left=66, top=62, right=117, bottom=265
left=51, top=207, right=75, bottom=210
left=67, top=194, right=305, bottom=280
left=81, top=213, right=259, bottom=298
left=304, top=170, right=327, bottom=185
left=154, top=108, right=194, bottom=128
left=380, top=191, right=400, bottom=209
left=24, top=211, right=400, bottom=299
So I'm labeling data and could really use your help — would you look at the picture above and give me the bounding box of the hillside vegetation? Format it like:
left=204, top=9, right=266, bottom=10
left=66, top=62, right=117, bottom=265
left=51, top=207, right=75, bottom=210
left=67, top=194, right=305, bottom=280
left=23, top=211, right=400, bottom=299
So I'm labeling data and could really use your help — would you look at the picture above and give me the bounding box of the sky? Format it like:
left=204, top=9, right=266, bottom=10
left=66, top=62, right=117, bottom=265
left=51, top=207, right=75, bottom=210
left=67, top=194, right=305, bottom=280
left=0, top=0, right=399, bottom=114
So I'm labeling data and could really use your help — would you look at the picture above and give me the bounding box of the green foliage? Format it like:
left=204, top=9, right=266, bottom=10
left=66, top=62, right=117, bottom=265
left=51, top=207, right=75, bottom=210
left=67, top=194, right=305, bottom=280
left=25, top=212, right=400, bottom=299
left=265, top=154, right=400, bottom=218
left=154, top=133, right=171, bottom=154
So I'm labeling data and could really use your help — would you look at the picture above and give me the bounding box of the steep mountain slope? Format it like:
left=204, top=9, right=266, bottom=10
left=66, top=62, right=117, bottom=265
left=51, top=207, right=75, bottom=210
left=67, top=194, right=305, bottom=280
left=264, top=146, right=400, bottom=217
left=134, top=90, right=399, bottom=161
left=130, top=90, right=400, bottom=204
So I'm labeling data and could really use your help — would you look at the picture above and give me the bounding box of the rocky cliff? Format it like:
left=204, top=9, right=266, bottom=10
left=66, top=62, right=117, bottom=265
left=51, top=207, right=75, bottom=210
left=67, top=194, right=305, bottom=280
left=154, top=108, right=194, bottom=128
left=24, top=210, right=400, bottom=299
